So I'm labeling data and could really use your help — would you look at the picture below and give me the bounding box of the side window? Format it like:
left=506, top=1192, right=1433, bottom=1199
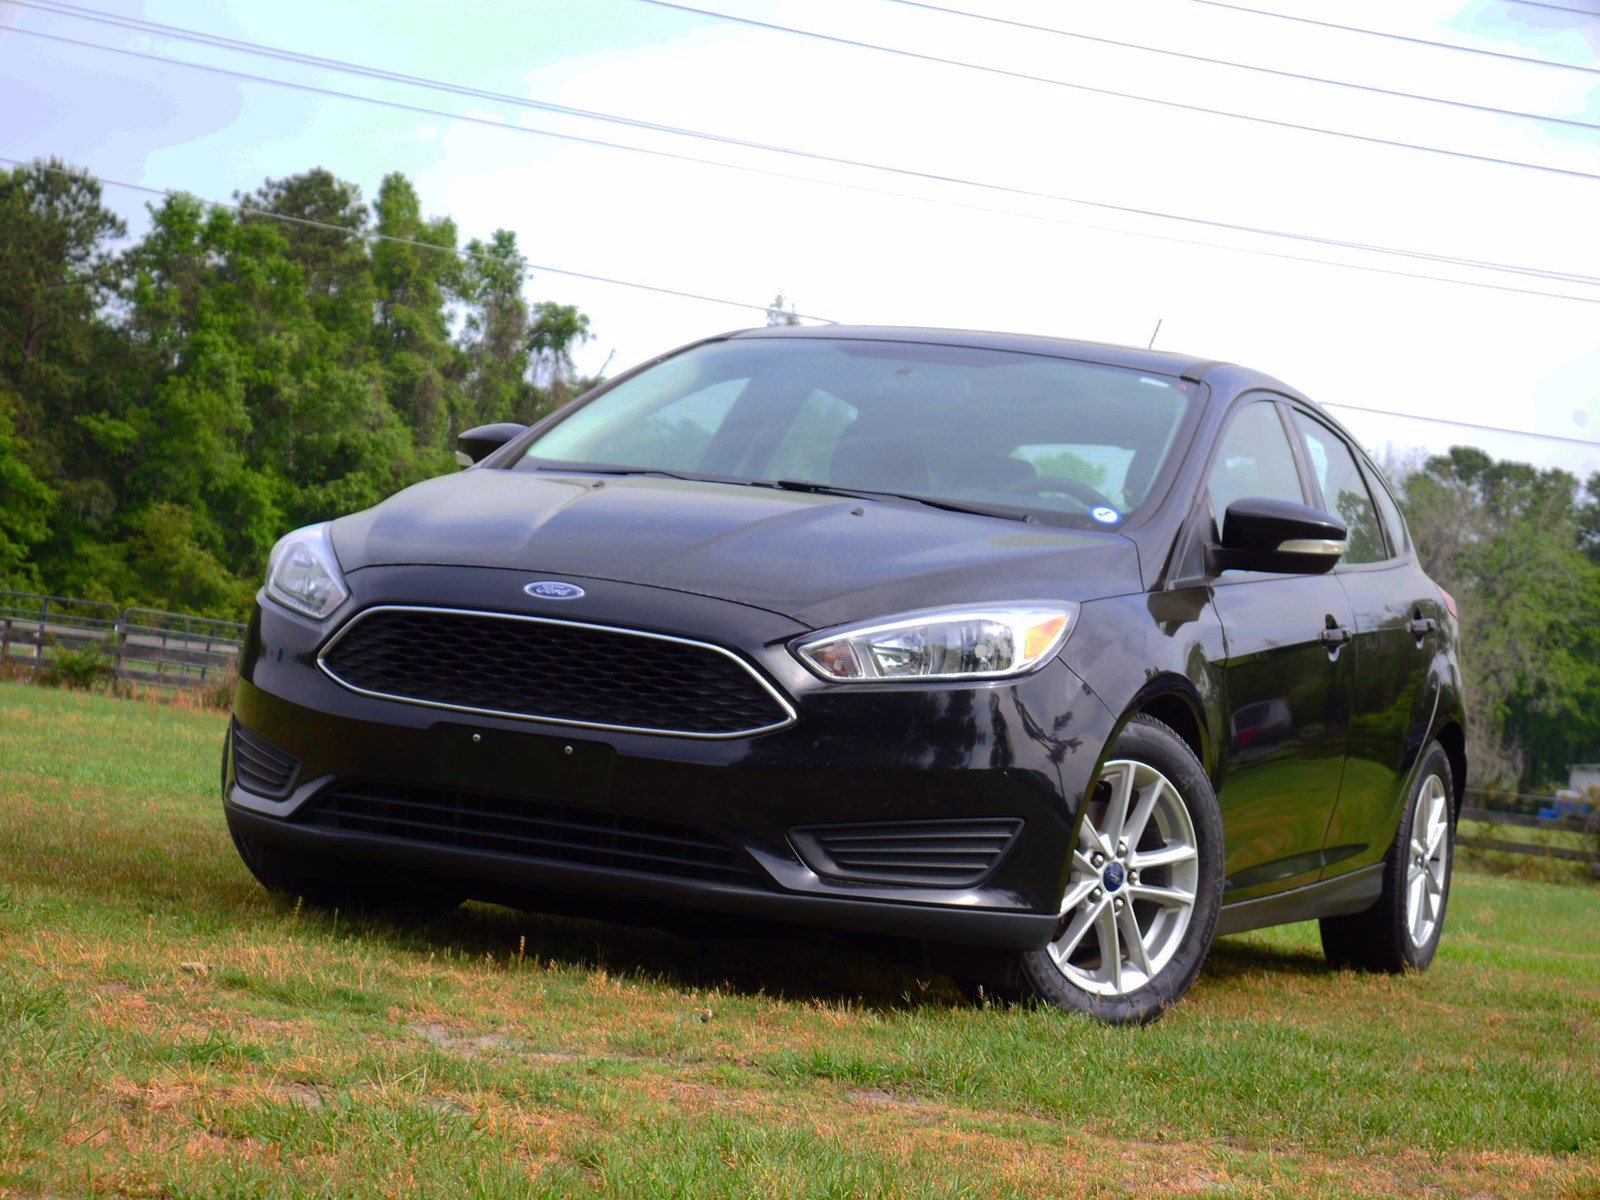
left=1363, top=461, right=1410, bottom=557
left=1291, top=412, right=1387, bottom=564
left=1207, top=400, right=1306, bottom=523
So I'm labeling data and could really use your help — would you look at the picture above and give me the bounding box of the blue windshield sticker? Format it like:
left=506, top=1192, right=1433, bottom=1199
left=1091, top=506, right=1121, bottom=524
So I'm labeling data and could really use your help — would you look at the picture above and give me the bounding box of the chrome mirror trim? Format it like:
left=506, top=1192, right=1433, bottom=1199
left=1276, top=538, right=1347, bottom=556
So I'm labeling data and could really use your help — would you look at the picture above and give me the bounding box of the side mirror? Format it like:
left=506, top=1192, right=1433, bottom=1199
left=455, top=423, right=529, bottom=467
left=1209, top=497, right=1347, bottom=575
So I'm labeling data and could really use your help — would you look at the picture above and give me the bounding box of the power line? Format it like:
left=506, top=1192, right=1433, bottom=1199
left=1500, top=0, right=1600, bottom=17
left=1323, top=401, right=1600, bottom=450
left=1191, top=0, right=1600, bottom=77
left=0, top=155, right=840, bottom=322
left=12, top=21, right=1600, bottom=301
left=8, top=156, right=1596, bottom=454
left=877, top=0, right=1600, bottom=133
left=633, top=0, right=1600, bottom=182
left=30, top=2, right=1600, bottom=289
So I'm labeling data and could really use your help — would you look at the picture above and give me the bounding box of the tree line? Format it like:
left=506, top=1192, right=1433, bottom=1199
left=0, top=157, right=594, bottom=620
left=2, top=157, right=1598, bottom=790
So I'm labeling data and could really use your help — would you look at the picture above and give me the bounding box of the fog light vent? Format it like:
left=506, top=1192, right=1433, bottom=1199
left=231, top=719, right=300, bottom=800
left=789, top=818, right=1024, bottom=888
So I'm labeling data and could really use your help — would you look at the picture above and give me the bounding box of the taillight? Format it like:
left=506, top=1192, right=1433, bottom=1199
left=1437, top=585, right=1458, bottom=620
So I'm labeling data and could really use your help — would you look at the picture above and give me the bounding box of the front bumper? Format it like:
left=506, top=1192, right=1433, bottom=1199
left=225, top=566, right=1117, bottom=950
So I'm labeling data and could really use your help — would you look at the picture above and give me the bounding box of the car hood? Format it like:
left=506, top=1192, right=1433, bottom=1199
left=330, top=469, right=1144, bottom=628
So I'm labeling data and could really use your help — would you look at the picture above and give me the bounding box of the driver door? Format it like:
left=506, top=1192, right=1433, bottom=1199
left=1204, top=398, right=1356, bottom=901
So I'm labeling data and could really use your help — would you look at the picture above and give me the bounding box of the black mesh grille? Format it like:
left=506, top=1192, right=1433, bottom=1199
left=231, top=719, right=299, bottom=799
left=319, top=609, right=791, bottom=737
left=302, top=782, right=768, bottom=886
left=789, top=819, right=1024, bottom=887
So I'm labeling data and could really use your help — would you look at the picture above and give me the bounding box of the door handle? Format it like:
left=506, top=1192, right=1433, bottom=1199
left=1320, top=625, right=1350, bottom=647
left=1409, top=617, right=1437, bottom=636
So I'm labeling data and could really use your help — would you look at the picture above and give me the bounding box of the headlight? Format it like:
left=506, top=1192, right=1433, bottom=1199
left=795, top=603, right=1078, bottom=682
left=264, top=523, right=349, bottom=619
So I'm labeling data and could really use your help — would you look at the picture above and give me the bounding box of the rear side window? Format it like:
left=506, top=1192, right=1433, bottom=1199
left=1291, top=413, right=1387, bottom=564
left=1364, top=463, right=1410, bottom=557
left=1207, top=400, right=1305, bottom=521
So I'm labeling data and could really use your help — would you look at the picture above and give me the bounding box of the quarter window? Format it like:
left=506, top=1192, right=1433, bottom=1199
left=1291, top=413, right=1387, bottom=564
left=1207, top=400, right=1306, bottom=522
left=1364, top=462, right=1410, bottom=557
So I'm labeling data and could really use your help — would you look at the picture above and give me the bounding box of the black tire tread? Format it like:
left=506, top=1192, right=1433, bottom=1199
left=1319, top=742, right=1455, bottom=974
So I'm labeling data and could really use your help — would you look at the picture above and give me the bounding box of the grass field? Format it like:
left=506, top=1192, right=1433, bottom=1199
left=2, top=680, right=1598, bottom=1199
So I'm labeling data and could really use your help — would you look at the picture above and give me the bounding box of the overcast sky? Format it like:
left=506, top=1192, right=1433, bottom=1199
left=3, top=0, right=1598, bottom=480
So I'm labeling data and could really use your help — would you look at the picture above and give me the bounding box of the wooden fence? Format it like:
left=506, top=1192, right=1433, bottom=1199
left=1458, top=796, right=1600, bottom=879
left=0, top=591, right=245, bottom=689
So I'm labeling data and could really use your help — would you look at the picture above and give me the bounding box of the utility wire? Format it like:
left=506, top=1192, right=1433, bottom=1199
left=633, top=0, right=1600, bottom=182
left=12, top=20, right=1600, bottom=299
left=877, top=0, right=1600, bottom=132
left=1504, top=0, right=1600, bottom=16
left=8, top=157, right=1597, bottom=453
left=0, top=156, right=840, bottom=322
left=1191, top=0, right=1600, bottom=77
left=1504, top=0, right=1600, bottom=17
left=29, top=2, right=1600, bottom=288
left=1322, top=401, right=1600, bottom=450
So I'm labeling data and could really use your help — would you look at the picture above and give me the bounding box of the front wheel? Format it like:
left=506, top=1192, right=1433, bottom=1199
left=1020, top=715, right=1224, bottom=1025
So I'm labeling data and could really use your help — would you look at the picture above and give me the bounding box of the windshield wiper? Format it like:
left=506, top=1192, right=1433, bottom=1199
left=768, top=479, right=1036, bottom=524
left=531, top=464, right=1037, bottom=523
left=531, top=463, right=708, bottom=483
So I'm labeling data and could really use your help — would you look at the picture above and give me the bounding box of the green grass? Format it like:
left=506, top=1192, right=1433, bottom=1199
left=1, top=679, right=1598, bottom=1198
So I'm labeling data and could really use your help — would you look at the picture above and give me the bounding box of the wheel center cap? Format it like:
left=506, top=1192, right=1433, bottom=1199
left=1102, top=862, right=1126, bottom=892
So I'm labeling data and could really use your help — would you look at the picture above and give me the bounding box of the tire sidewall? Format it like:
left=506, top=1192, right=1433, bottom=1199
left=1388, top=743, right=1456, bottom=972
left=1021, top=716, right=1224, bottom=1025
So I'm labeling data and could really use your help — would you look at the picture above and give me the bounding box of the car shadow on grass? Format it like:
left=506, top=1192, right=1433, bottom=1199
left=296, top=895, right=973, bottom=1012
left=265, top=895, right=1348, bottom=1012
left=1203, top=933, right=1338, bottom=981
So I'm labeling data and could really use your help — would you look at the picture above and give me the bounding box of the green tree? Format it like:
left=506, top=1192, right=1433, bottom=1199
left=0, top=389, right=53, bottom=588
left=0, top=158, right=125, bottom=465
left=237, top=168, right=375, bottom=343
left=1398, top=447, right=1600, bottom=788
left=765, top=291, right=800, bottom=326
left=371, top=173, right=462, bottom=452
left=459, top=229, right=532, bottom=426
left=528, top=300, right=592, bottom=413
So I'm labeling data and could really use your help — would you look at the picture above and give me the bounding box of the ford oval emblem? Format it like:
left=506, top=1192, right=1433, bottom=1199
left=524, top=581, right=585, bottom=600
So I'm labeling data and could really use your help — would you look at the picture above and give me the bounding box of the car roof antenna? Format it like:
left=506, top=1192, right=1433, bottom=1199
left=1147, top=318, right=1163, bottom=350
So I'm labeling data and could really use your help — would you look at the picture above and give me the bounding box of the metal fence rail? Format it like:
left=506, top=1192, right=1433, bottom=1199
left=0, top=590, right=245, bottom=688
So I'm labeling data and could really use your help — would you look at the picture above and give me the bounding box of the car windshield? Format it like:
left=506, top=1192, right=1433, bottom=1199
left=515, top=338, right=1198, bottom=526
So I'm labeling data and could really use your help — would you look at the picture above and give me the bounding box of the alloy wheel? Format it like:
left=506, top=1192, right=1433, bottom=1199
left=1047, top=759, right=1200, bottom=996
left=1406, top=773, right=1450, bottom=947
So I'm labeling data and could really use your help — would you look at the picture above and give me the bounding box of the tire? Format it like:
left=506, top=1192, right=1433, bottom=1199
left=1020, top=714, right=1224, bottom=1025
left=1320, top=741, right=1455, bottom=973
left=225, top=806, right=462, bottom=920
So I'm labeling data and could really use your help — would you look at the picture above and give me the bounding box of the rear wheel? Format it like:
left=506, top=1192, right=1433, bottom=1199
left=226, top=807, right=462, bottom=920
left=1020, top=715, right=1224, bottom=1025
left=1320, top=742, right=1454, bottom=973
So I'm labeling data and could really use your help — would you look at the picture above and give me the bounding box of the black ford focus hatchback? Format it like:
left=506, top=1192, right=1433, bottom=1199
left=224, top=326, right=1465, bottom=1023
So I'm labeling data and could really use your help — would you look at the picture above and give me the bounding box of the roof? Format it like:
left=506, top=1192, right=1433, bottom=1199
left=725, top=324, right=1225, bottom=381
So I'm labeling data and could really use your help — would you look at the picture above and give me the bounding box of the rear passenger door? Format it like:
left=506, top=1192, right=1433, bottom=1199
left=1287, top=409, right=1431, bottom=878
left=1204, top=397, right=1356, bottom=901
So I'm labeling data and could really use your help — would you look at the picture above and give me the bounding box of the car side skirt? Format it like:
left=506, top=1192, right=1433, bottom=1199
left=1214, top=863, right=1383, bottom=937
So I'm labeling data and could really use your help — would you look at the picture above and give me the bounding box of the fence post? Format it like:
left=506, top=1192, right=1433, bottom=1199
left=1, top=616, right=10, bottom=671
left=111, top=614, right=126, bottom=688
